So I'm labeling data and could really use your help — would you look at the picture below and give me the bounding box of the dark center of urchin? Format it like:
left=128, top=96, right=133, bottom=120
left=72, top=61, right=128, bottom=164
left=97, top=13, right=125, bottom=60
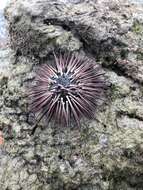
left=50, top=72, right=75, bottom=96
left=52, top=73, right=72, bottom=88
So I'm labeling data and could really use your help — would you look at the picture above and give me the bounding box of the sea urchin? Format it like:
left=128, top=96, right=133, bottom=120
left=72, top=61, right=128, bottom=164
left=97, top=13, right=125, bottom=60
left=29, top=52, right=106, bottom=133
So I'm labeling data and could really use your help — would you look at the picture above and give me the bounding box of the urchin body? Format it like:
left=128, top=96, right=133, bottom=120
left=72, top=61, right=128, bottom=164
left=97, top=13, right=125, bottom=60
left=29, top=53, right=105, bottom=130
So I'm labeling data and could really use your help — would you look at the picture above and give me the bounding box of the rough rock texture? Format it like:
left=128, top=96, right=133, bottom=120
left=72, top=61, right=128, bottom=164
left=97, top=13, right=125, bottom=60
left=0, top=0, right=143, bottom=189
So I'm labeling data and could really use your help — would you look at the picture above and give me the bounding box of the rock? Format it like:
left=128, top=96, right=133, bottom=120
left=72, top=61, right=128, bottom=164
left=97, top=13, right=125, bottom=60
left=0, top=0, right=142, bottom=189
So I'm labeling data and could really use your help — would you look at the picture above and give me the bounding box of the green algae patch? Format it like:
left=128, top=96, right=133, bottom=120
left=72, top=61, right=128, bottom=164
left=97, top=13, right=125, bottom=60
left=132, top=21, right=143, bottom=35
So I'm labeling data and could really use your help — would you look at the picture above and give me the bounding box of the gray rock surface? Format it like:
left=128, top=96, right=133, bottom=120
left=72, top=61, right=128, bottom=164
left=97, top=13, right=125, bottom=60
left=0, top=0, right=143, bottom=189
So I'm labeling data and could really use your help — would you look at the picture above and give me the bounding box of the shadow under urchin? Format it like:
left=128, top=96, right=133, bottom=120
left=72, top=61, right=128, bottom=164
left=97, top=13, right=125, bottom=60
left=29, top=52, right=106, bottom=134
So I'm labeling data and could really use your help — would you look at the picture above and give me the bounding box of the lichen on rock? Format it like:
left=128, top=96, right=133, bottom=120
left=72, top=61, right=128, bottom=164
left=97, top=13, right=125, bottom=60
left=0, top=0, right=143, bottom=189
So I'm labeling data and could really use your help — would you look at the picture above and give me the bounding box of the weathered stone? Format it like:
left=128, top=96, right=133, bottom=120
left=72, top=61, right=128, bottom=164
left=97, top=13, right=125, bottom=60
left=0, top=0, right=142, bottom=189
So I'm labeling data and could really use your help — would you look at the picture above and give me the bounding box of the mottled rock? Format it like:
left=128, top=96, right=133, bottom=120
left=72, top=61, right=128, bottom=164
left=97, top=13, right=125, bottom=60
left=0, top=0, right=143, bottom=189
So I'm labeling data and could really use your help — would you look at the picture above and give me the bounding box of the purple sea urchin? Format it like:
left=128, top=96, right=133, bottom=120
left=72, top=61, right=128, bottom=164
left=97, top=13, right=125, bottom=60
left=29, top=53, right=106, bottom=133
